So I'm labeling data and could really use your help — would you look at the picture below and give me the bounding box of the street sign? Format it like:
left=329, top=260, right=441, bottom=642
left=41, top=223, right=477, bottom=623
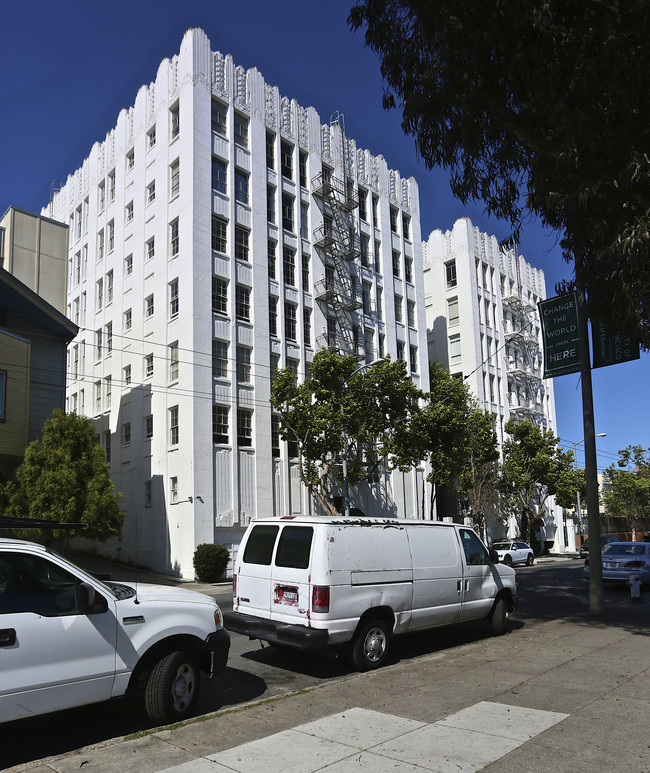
left=591, top=320, right=640, bottom=369
left=538, top=293, right=581, bottom=378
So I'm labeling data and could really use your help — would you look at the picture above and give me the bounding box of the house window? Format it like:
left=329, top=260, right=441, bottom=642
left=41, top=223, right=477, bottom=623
left=212, top=158, right=227, bottom=194
left=122, top=422, right=131, bottom=446
left=299, top=151, right=307, bottom=187
left=144, top=480, right=152, bottom=507
left=145, top=294, right=154, bottom=318
left=269, top=296, right=278, bottom=336
left=237, top=346, right=251, bottom=383
left=236, top=285, right=250, bottom=321
left=169, top=279, right=179, bottom=317
left=285, top=302, right=297, bottom=341
left=123, top=364, right=131, bottom=385
left=212, top=405, right=229, bottom=444
left=145, top=353, right=154, bottom=378
left=170, top=218, right=179, bottom=257
left=170, top=103, right=180, bottom=139
left=282, top=193, right=294, bottom=231
left=125, top=253, right=133, bottom=276
left=280, top=140, right=293, bottom=179
left=234, top=170, right=249, bottom=204
left=147, top=180, right=156, bottom=205
left=212, top=276, right=228, bottom=315
left=234, top=225, right=249, bottom=261
left=448, top=297, right=459, bottom=326
left=126, top=201, right=134, bottom=223
left=445, top=260, right=457, bottom=288
left=267, top=185, right=276, bottom=223
left=283, top=246, right=295, bottom=286
left=212, top=339, right=228, bottom=378
left=170, top=160, right=180, bottom=198
left=146, top=237, right=155, bottom=261
left=266, top=131, right=275, bottom=169
left=237, top=408, right=253, bottom=447
left=169, top=341, right=179, bottom=381
left=211, top=216, right=227, bottom=253
left=145, top=414, right=153, bottom=440
left=169, top=405, right=179, bottom=445
left=147, top=125, right=156, bottom=148
left=170, top=476, right=178, bottom=503
left=212, top=100, right=227, bottom=135
left=233, top=113, right=248, bottom=147
left=268, top=239, right=276, bottom=279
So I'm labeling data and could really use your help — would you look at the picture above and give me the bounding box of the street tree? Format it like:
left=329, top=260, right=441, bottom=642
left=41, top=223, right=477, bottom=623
left=0, top=409, right=124, bottom=543
left=349, top=1, right=650, bottom=345
left=499, top=419, right=578, bottom=550
left=602, top=445, right=650, bottom=540
left=270, top=350, right=423, bottom=516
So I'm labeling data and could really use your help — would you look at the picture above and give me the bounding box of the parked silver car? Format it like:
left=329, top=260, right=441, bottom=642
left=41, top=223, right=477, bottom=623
left=578, top=533, right=619, bottom=559
left=584, top=542, right=650, bottom=585
left=491, top=540, right=534, bottom=567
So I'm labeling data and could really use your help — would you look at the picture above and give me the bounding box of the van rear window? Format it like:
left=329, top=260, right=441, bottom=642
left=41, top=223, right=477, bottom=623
left=242, top=525, right=279, bottom=565
left=275, top=526, right=313, bottom=569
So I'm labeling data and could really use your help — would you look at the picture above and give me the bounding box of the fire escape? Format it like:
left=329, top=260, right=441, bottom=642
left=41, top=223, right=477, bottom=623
left=312, top=131, right=363, bottom=359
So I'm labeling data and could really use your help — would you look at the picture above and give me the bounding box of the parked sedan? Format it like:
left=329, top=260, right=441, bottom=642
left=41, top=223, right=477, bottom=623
left=491, top=540, right=534, bottom=567
left=578, top=533, right=619, bottom=559
left=584, top=542, right=650, bottom=585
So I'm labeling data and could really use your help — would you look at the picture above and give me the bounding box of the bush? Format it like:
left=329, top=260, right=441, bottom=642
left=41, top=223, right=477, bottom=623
left=193, top=543, right=230, bottom=583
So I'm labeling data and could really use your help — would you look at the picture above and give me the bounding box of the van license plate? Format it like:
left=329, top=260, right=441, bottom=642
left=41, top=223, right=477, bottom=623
left=274, top=585, right=298, bottom=605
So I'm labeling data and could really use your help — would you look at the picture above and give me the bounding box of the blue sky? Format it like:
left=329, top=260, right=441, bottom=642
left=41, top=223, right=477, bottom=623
left=1, top=0, right=647, bottom=474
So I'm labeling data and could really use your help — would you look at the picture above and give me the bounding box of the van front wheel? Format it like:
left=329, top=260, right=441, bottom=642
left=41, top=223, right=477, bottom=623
left=350, top=619, right=391, bottom=671
left=489, top=597, right=509, bottom=636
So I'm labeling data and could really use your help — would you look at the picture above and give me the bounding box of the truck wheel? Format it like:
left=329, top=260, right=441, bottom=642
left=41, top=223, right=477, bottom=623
left=144, top=650, right=200, bottom=724
left=350, top=619, right=391, bottom=671
left=489, top=597, right=509, bottom=636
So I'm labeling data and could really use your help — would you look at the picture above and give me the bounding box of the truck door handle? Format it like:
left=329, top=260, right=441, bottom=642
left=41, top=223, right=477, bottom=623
left=0, top=628, right=16, bottom=647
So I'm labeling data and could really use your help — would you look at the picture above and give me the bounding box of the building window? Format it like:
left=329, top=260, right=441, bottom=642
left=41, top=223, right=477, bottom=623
left=144, top=480, right=152, bottom=507
left=108, top=170, right=115, bottom=202
left=302, top=254, right=310, bottom=289
left=271, top=414, right=280, bottom=457
left=282, top=193, right=294, bottom=231
left=212, top=100, right=227, bottom=135
left=107, top=220, right=114, bottom=253
left=234, top=225, right=249, bottom=261
left=402, top=214, right=411, bottom=240
left=285, top=302, right=297, bottom=341
left=237, top=409, right=253, bottom=447
left=268, top=239, right=276, bottom=279
left=170, top=103, right=180, bottom=139
left=448, top=297, right=459, bottom=326
left=105, top=322, right=113, bottom=354
left=125, top=253, right=133, bottom=276
left=145, top=353, right=154, bottom=378
left=212, top=158, right=227, bottom=194
left=122, top=422, right=131, bottom=446
left=170, top=218, right=179, bottom=257
left=283, top=246, right=295, bottom=286
left=360, top=234, right=370, bottom=267
left=397, top=340, right=405, bottom=361
left=170, top=160, right=180, bottom=198
left=212, top=276, right=228, bottom=314
left=103, top=430, right=111, bottom=463
left=97, top=230, right=104, bottom=261
left=104, top=375, right=112, bottom=409
left=267, top=185, right=276, bottom=223
left=212, top=339, right=228, bottom=378
left=236, top=346, right=251, bottom=383
left=234, top=170, right=249, bottom=204
left=126, top=201, right=134, bottom=223
left=392, top=251, right=401, bottom=277
left=236, top=285, right=250, bottom=321
left=123, top=364, right=131, bottom=385
left=98, top=181, right=105, bottom=213
left=169, top=405, right=179, bottom=445
left=300, top=202, right=309, bottom=239
left=410, top=346, right=418, bottom=373
left=96, top=279, right=103, bottom=311
left=147, top=180, right=156, bottom=205
left=145, top=414, right=153, bottom=440
left=280, top=140, right=293, bottom=179
left=269, top=296, right=278, bottom=336
left=169, top=341, right=179, bottom=381
left=374, top=240, right=381, bottom=273
left=450, top=334, right=461, bottom=364
left=362, top=281, right=372, bottom=315
left=211, top=216, right=227, bottom=253
left=390, top=207, right=398, bottom=233
left=169, top=279, right=179, bottom=317
left=145, top=294, right=154, bottom=318
left=394, top=295, right=403, bottom=323
left=358, top=187, right=367, bottom=221
left=405, top=256, right=413, bottom=283
left=303, top=308, right=311, bottom=346
left=94, top=380, right=101, bottom=413
left=170, top=476, right=178, bottom=504
left=146, top=236, right=155, bottom=261
left=376, top=286, right=383, bottom=320
left=299, top=151, right=307, bottom=187
left=147, top=125, right=156, bottom=148
left=213, top=405, right=228, bottom=444
left=266, top=131, right=275, bottom=168
left=234, top=112, right=248, bottom=147
left=407, top=300, right=416, bottom=328
left=126, top=149, right=135, bottom=171
left=445, top=260, right=457, bottom=288
left=106, top=270, right=114, bottom=304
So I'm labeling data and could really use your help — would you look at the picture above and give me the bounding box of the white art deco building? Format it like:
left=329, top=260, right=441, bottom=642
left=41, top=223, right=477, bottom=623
left=44, top=29, right=430, bottom=577
left=422, top=218, right=570, bottom=551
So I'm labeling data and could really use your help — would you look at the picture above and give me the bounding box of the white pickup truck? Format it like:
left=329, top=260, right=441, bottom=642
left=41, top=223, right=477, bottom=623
left=0, top=537, right=230, bottom=725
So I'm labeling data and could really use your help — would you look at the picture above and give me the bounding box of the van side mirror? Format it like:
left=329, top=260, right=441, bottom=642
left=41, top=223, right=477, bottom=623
left=489, top=549, right=500, bottom=563
left=78, top=582, right=108, bottom=614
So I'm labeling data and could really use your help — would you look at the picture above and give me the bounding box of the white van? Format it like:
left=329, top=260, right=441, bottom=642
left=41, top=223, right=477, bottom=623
left=224, top=516, right=517, bottom=670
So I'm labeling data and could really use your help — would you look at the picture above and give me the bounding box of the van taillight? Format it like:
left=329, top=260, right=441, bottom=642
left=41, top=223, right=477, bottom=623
left=312, top=585, right=330, bottom=613
left=233, top=574, right=237, bottom=597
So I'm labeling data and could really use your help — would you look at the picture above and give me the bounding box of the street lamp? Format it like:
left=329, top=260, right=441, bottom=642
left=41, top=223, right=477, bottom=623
left=572, top=433, right=606, bottom=535
left=342, top=358, right=385, bottom=517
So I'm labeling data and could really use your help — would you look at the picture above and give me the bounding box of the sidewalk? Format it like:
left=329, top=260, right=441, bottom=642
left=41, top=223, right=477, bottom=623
left=8, top=586, right=650, bottom=773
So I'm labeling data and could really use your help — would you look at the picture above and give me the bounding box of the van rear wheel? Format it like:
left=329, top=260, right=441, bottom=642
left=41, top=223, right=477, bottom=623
left=350, top=619, right=391, bottom=671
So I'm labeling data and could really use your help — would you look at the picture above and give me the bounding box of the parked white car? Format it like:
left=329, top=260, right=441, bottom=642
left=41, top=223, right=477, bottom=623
left=0, top=538, right=230, bottom=725
left=491, top=540, right=534, bottom=567
left=225, top=516, right=518, bottom=671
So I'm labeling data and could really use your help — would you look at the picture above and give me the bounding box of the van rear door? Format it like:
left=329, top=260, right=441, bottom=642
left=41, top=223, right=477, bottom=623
left=234, top=524, right=279, bottom=618
left=269, top=525, right=314, bottom=627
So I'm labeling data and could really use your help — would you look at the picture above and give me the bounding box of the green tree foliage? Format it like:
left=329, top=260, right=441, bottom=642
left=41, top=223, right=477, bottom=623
left=270, top=350, right=422, bottom=515
left=499, top=419, right=579, bottom=544
left=0, top=410, right=124, bottom=543
left=349, top=1, right=650, bottom=345
left=193, top=543, right=230, bottom=583
left=602, top=445, right=650, bottom=539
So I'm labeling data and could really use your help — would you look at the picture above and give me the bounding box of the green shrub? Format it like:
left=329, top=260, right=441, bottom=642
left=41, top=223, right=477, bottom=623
left=193, top=543, right=230, bottom=582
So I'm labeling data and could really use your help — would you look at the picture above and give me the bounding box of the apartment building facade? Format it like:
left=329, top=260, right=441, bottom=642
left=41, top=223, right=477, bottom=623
left=422, top=218, right=570, bottom=551
left=44, top=29, right=430, bottom=577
